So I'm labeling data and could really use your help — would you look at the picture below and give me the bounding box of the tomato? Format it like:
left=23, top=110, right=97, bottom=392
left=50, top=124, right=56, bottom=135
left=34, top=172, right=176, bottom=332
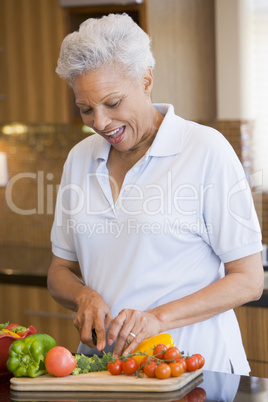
left=107, top=359, right=122, bottom=375
left=143, top=360, right=158, bottom=378
left=169, top=361, right=185, bottom=377
left=140, top=356, right=156, bottom=368
left=179, top=357, right=187, bottom=372
left=153, top=343, right=168, bottom=360
left=186, top=386, right=207, bottom=401
left=122, top=358, right=139, bottom=375
left=164, top=346, right=181, bottom=363
left=193, top=353, right=205, bottom=369
left=45, top=346, right=77, bottom=377
left=186, top=355, right=199, bottom=372
left=155, top=363, right=171, bottom=379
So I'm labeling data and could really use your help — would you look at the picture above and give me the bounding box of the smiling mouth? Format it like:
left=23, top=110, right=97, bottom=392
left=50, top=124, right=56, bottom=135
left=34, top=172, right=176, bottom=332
left=104, top=128, right=121, bottom=137
left=102, top=126, right=125, bottom=138
left=101, top=126, right=126, bottom=145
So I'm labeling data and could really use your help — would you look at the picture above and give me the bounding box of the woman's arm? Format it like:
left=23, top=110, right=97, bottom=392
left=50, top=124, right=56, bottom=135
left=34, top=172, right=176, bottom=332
left=47, top=255, right=84, bottom=311
left=47, top=255, right=113, bottom=351
left=109, top=252, right=264, bottom=357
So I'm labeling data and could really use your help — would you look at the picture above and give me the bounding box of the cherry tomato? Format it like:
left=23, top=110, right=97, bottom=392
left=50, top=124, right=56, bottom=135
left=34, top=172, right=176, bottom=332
left=122, top=358, right=139, bottom=375
left=143, top=360, right=158, bottom=378
left=164, top=346, right=181, bottom=362
left=186, top=355, right=199, bottom=372
left=107, top=359, right=122, bottom=375
left=169, top=361, right=185, bottom=377
left=179, top=357, right=187, bottom=371
left=45, top=346, right=77, bottom=377
left=140, top=356, right=156, bottom=369
left=153, top=343, right=168, bottom=360
left=193, top=353, right=205, bottom=369
left=155, top=362, right=171, bottom=379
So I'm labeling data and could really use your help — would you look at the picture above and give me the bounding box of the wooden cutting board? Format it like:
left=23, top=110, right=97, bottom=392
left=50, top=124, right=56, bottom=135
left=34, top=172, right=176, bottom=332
left=10, top=368, right=203, bottom=393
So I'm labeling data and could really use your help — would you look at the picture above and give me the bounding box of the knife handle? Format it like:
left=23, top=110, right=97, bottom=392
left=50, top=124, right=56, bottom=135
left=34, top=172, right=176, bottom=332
left=92, top=329, right=97, bottom=346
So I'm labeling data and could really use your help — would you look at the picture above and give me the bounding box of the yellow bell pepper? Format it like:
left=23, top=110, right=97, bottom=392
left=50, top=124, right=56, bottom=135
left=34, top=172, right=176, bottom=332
left=132, top=333, right=175, bottom=363
left=2, top=328, right=21, bottom=338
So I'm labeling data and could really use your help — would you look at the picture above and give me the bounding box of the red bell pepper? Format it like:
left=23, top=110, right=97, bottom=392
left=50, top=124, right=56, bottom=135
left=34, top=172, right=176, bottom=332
left=0, top=322, right=37, bottom=372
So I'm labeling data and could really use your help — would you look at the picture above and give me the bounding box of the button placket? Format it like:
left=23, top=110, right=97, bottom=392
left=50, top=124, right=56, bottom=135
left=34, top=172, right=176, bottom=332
left=95, top=162, right=117, bottom=218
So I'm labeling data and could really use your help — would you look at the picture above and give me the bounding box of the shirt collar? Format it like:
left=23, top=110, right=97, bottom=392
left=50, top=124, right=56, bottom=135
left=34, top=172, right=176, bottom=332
left=148, top=104, right=185, bottom=157
left=92, top=103, right=184, bottom=161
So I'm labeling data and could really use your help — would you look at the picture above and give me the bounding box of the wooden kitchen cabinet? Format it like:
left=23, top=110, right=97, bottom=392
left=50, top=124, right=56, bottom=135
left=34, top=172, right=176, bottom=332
left=0, top=283, right=80, bottom=352
left=235, top=305, right=268, bottom=378
left=0, top=0, right=147, bottom=124
left=0, top=0, right=216, bottom=124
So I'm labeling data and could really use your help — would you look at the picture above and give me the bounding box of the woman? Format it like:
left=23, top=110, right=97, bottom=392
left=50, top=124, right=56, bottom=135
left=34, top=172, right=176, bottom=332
left=48, top=13, right=264, bottom=374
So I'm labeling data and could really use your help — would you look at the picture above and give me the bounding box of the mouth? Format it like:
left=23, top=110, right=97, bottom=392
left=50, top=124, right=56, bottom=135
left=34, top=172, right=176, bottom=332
left=101, top=126, right=125, bottom=144
left=103, top=127, right=122, bottom=137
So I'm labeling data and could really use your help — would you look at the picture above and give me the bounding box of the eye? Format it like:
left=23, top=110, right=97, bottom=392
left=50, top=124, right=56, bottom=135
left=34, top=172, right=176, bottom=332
left=107, top=99, right=121, bottom=108
left=80, top=108, right=92, bottom=115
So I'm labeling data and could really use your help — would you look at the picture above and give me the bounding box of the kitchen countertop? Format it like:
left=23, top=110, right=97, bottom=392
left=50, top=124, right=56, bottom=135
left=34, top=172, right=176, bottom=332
left=1, top=369, right=268, bottom=402
left=0, top=245, right=268, bottom=307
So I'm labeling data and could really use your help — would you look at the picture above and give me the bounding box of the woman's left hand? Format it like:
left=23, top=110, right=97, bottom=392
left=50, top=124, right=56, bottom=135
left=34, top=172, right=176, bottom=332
left=108, top=309, right=161, bottom=358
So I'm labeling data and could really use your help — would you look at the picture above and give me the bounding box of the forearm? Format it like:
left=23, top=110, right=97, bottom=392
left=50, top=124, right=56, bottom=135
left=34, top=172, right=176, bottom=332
left=149, top=253, right=264, bottom=332
left=149, top=277, right=246, bottom=331
left=47, top=256, right=87, bottom=312
left=47, top=256, right=113, bottom=350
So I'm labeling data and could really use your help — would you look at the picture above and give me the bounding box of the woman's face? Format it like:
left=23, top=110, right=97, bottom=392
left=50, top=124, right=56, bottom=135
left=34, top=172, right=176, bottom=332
left=73, top=64, right=156, bottom=153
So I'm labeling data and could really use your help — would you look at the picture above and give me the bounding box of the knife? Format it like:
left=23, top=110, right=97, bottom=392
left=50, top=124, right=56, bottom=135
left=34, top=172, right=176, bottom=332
left=92, top=328, right=98, bottom=346
left=92, top=329, right=105, bottom=355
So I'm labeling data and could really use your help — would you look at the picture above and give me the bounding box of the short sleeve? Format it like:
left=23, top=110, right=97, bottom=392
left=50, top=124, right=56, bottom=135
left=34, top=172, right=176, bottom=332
left=202, top=135, right=262, bottom=263
left=50, top=158, right=78, bottom=262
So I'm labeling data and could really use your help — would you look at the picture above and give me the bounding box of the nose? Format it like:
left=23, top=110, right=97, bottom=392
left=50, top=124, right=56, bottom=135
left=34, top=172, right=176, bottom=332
left=92, top=109, right=112, bottom=131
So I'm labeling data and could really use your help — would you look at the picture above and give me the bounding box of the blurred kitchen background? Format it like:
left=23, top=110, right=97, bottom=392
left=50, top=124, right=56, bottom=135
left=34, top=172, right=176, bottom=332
left=0, top=0, right=268, bottom=377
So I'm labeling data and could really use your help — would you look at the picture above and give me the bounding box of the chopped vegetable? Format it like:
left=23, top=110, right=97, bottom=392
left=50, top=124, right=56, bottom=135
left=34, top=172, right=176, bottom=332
left=0, top=322, right=9, bottom=330
left=2, top=329, right=20, bottom=338
left=0, top=322, right=35, bottom=338
left=72, top=352, right=114, bottom=375
left=6, top=324, right=30, bottom=336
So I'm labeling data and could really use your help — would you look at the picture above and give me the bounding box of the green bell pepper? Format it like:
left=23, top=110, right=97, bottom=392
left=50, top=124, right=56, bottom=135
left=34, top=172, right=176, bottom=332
left=7, top=333, right=56, bottom=377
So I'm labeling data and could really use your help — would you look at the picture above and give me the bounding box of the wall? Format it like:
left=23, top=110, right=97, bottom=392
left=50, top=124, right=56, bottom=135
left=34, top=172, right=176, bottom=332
left=215, top=0, right=254, bottom=120
left=148, top=0, right=216, bottom=121
left=0, top=124, right=88, bottom=248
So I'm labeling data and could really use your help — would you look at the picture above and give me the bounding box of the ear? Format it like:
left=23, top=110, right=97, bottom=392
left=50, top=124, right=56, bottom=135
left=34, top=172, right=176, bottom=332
left=143, top=68, right=153, bottom=96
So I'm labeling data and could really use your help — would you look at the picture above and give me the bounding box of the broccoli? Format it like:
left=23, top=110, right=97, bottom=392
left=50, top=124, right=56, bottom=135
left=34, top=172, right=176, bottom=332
left=72, top=352, right=113, bottom=375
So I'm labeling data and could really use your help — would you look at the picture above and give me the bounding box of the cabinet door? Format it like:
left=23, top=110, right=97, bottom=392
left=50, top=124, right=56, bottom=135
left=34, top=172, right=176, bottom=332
left=235, top=306, right=268, bottom=378
left=0, top=284, right=80, bottom=352
left=248, top=361, right=268, bottom=379
left=0, top=0, right=69, bottom=123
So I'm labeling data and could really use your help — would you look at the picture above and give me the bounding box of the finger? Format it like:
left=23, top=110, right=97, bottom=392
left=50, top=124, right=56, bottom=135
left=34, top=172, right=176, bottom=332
left=112, top=322, right=134, bottom=357
left=104, top=311, right=113, bottom=333
left=92, top=310, right=113, bottom=351
left=112, top=323, right=143, bottom=358
left=108, top=310, right=127, bottom=346
left=93, top=318, right=110, bottom=351
left=123, top=332, right=142, bottom=355
left=79, top=321, right=96, bottom=348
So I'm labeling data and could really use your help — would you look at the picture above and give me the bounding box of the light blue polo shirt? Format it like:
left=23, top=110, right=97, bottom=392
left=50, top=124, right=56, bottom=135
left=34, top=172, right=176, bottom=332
left=51, top=104, right=262, bottom=374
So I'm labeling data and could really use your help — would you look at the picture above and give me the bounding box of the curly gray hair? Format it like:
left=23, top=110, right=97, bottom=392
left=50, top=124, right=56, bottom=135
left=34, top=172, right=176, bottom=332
left=56, top=13, right=155, bottom=86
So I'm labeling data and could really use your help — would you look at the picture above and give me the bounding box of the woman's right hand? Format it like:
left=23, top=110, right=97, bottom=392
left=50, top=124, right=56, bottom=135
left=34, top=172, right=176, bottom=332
left=73, top=287, right=113, bottom=351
